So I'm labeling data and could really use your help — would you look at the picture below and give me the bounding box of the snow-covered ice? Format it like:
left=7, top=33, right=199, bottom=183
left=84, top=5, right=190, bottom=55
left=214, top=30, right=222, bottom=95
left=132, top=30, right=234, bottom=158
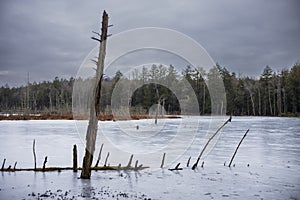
left=0, top=116, right=299, bottom=199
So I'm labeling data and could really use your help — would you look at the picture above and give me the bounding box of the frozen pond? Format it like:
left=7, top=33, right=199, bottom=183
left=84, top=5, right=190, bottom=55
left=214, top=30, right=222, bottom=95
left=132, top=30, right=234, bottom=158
left=0, top=116, right=299, bottom=199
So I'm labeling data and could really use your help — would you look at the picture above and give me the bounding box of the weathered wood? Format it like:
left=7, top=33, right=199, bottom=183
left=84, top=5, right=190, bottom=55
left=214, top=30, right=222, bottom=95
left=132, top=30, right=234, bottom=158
left=42, top=156, right=47, bottom=171
left=229, top=129, right=250, bottom=167
left=168, top=163, right=183, bottom=171
left=0, top=165, right=149, bottom=172
left=187, top=156, right=191, bottom=167
left=81, top=10, right=109, bottom=179
left=33, top=140, right=37, bottom=170
left=13, top=161, right=17, bottom=170
left=104, top=152, right=110, bottom=167
left=160, top=153, right=166, bottom=168
left=127, top=155, right=133, bottom=168
left=94, top=143, right=104, bottom=167
left=73, top=145, right=78, bottom=172
left=1, top=158, right=6, bottom=170
left=192, top=115, right=232, bottom=170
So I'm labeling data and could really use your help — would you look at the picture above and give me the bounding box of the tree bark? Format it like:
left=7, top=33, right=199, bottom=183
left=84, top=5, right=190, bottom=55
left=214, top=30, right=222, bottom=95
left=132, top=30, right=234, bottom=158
left=81, top=10, right=108, bottom=179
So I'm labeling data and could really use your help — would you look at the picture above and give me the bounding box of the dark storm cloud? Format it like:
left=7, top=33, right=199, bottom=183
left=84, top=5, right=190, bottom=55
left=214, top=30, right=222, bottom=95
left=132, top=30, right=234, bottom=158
left=0, top=0, right=299, bottom=86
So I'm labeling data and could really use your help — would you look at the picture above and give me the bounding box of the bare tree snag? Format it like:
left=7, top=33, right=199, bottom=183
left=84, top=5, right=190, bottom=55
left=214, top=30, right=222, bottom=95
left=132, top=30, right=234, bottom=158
left=160, top=153, right=166, bottom=168
left=94, top=143, right=104, bottom=167
left=192, top=115, right=232, bottom=170
left=33, top=140, right=37, bottom=170
left=81, top=10, right=109, bottom=179
left=73, top=145, right=78, bottom=172
left=229, top=129, right=249, bottom=167
left=42, top=156, right=47, bottom=171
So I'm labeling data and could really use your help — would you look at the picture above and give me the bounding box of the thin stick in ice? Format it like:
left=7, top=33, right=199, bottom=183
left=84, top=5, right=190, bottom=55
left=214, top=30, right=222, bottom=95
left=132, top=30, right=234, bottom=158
left=192, top=115, right=232, bottom=170
left=228, top=129, right=249, bottom=167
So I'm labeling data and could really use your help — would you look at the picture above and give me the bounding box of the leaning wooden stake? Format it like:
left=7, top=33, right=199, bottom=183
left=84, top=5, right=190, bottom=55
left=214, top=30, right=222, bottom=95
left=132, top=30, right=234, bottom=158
left=104, top=152, right=110, bottom=167
left=95, top=143, right=104, bottom=167
left=187, top=156, right=191, bottom=167
left=33, top=139, right=37, bottom=170
left=160, top=153, right=166, bottom=168
left=228, top=129, right=249, bottom=167
left=81, top=10, right=109, bottom=179
left=192, top=115, right=232, bottom=170
left=1, top=158, right=6, bottom=170
left=13, top=162, right=17, bottom=171
left=135, top=160, right=139, bottom=169
left=73, top=145, right=78, bottom=172
left=127, top=155, right=133, bottom=168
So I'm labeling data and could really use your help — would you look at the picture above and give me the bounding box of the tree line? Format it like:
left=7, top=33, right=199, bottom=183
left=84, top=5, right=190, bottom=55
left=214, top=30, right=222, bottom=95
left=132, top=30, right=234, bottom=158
left=0, top=63, right=299, bottom=116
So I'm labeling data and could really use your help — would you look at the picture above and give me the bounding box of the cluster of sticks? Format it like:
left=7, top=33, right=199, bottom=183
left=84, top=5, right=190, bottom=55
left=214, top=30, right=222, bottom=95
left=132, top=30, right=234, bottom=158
left=1, top=116, right=250, bottom=173
left=0, top=141, right=149, bottom=172
left=167, top=116, right=250, bottom=171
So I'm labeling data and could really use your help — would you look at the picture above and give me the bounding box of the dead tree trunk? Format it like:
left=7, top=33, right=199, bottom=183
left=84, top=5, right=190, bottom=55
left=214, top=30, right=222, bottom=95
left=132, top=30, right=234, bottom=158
left=42, top=156, right=47, bottom=171
left=73, top=144, right=78, bottom=172
left=81, top=10, right=109, bottom=179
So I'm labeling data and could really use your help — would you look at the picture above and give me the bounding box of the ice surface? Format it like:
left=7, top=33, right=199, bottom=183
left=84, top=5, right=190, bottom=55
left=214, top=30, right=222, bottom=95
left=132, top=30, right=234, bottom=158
left=0, top=116, right=299, bottom=199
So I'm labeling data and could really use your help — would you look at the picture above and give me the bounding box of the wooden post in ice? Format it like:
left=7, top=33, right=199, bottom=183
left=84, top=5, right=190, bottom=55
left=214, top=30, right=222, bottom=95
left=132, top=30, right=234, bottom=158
left=81, top=10, right=109, bottom=179
left=94, top=143, right=104, bottom=167
left=160, top=153, right=166, bottom=168
left=42, top=156, right=47, bottom=171
left=33, top=139, right=37, bottom=170
left=73, top=144, right=78, bottom=172
left=13, top=162, right=17, bottom=171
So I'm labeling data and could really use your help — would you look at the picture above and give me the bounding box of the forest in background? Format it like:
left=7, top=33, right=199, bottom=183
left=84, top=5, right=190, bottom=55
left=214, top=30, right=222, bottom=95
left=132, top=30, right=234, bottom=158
left=0, top=63, right=299, bottom=117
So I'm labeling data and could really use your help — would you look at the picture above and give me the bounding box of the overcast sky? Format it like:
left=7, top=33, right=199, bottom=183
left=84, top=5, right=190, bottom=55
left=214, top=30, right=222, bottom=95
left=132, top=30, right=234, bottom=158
left=0, top=0, right=299, bottom=86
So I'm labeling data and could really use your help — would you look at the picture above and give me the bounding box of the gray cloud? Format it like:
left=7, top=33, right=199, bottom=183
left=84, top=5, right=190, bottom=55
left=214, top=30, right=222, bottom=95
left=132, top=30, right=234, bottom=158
left=0, top=0, right=299, bottom=86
